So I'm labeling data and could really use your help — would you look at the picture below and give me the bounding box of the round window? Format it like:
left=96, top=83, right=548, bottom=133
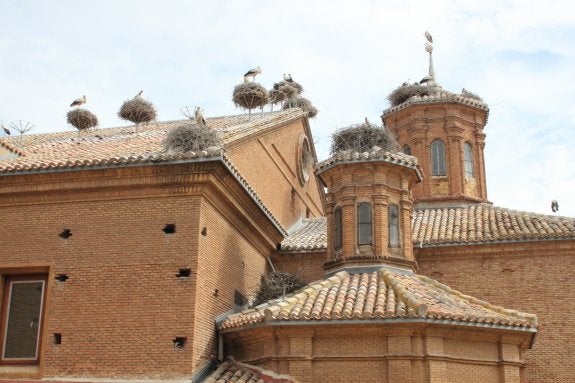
left=298, top=136, right=313, bottom=185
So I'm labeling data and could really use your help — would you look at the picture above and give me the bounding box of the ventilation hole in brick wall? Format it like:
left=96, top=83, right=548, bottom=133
left=59, top=229, right=72, bottom=239
left=213, top=289, right=219, bottom=297
left=201, top=227, right=208, bottom=236
left=54, top=333, right=62, bottom=345
left=176, top=268, right=191, bottom=278
left=173, top=337, right=187, bottom=350
left=55, top=274, right=69, bottom=282
left=163, top=224, right=176, bottom=234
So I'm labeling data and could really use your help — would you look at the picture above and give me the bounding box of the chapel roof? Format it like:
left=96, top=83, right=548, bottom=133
left=281, top=218, right=327, bottom=251
left=204, top=359, right=297, bottom=383
left=0, top=109, right=306, bottom=174
left=315, top=148, right=423, bottom=181
left=220, top=269, right=537, bottom=332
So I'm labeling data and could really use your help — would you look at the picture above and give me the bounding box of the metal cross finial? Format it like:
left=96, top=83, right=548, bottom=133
left=423, top=31, right=439, bottom=86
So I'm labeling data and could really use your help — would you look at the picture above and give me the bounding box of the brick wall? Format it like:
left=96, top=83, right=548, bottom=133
left=416, top=240, right=575, bottom=383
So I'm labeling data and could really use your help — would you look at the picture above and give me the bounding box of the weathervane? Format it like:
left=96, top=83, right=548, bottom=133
left=423, top=31, right=439, bottom=87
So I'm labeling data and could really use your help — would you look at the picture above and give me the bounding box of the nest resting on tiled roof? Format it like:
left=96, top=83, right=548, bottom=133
left=232, top=82, right=270, bottom=110
left=387, top=83, right=433, bottom=106
left=118, top=98, right=157, bottom=124
left=252, top=271, right=306, bottom=307
left=67, top=109, right=98, bottom=131
left=163, top=122, right=221, bottom=153
left=283, top=96, right=318, bottom=118
left=330, top=122, right=400, bottom=155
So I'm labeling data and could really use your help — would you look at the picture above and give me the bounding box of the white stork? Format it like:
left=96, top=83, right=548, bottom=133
left=1, top=122, right=9, bottom=136
left=194, top=107, right=206, bottom=126
left=551, top=200, right=559, bottom=213
left=425, top=31, right=433, bottom=43
left=283, top=73, right=293, bottom=82
left=70, top=95, right=87, bottom=108
left=243, top=66, right=262, bottom=83
left=134, top=90, right=143, bottom=99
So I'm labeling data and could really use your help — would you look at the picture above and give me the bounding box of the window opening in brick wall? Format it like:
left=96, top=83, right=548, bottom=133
left=430, top=139, right=447, bottom=176
left=0, top=274, right=48, bottom=365
left=357, top=203, right=372, bottom=245
left=334, top=207, right=343, bottom=250
left=464, top=142, right=474, bottom=178
left=388, top=204, right=400, bottom=247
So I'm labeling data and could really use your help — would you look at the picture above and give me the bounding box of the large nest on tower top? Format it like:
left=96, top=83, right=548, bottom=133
left=251, top=271, right=306, bottom=307
left=330, top=122, right=400, bottom=155
left=163, top=123, right=221, bottom=153
left=118, top=98, right=157, bottom=124
left=387, top=83, right=432, bottom=107
left=232, top=82, right=269, bottom=110
left=284, top=96, right=318, bottom=118
left=67, top=109, right=98, bottom=131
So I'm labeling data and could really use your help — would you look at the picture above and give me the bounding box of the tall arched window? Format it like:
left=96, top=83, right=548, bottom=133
left=357, top=203, right=372, bottom=245
left=403, top=145, right=411, bottom=155
left=334, top=207, right=342, bottom=250
left=464, top=142, right=474, bottom=178
left=388, top=204, right=399, bottom=247
left=430, top=139, right=446, bottom=176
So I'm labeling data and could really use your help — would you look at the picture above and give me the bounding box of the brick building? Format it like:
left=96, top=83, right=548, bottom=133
left=0, top=69, right=573, bottom=382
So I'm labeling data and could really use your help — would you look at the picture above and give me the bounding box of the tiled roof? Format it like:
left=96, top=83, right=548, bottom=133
left=281, top=218, right=327, bottom=251
left=220, top=269, right=537, bottom=331
left=382, top=87, right=489, bottom=117
left=204, top=359, right=297, bottom=383
left=0, top=109, right=305, bottom=174
left=413, top=204, right=575, bottom=246
left=316, top=148, right=423, bottom=181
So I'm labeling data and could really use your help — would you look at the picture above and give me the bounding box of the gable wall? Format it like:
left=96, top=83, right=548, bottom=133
left=226, top=119, right=324, bottom=229
left=416, top=240, right=575, bottom=383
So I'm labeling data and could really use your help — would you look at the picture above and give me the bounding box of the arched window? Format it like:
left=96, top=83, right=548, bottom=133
left=388, top=204, right=399, bottom=247
left=357, top=203, right=372, bottom=245
left=403, top=145, right=411, bottom=155
left=334, top=207, right=342, bottom=250
left=430, top=139, right=446, bottom=176
left=464, top=142, right=474, bottom=178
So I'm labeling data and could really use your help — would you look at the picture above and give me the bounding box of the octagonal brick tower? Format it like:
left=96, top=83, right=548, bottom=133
left=382, top=34, right=490, bottom=207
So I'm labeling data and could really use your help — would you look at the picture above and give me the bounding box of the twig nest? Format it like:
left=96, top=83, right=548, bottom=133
left=269, top=88, right=287, bottom=104
left=163, top=123, right=221, bottom=153
left=330, top=122, right=399, bottom=155
left=67, top=109, right=98, bottom=131
left=118, top=98, right=157, bottom=124
left=251, top=271, right=305, bottom=307
left=273, top=81, right=300, bottom=98
left=387, top=83, right=432, bottom=106
left=232, top=82, right=269, bottom=110
left=284, top=97, right=318, bottom=118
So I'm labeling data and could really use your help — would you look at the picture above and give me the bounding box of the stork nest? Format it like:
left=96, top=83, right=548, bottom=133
left=118, top=98, right=157, bottom=124
left=269, top=88, right=287, bottom=104
left=232, top=83, right=269, bottom=110
left=273, top=80, right=303, bottom=96
left=67, top=109, right=98, bottom=131
left=284, top=97, right=318, bottom=118
left=251, top=271, right=306, bottom=307
left=163, top=123, right=221, bottom=153
left=387, top=83, right=432, bottom=106
left=330, top=122, right=400, bottom=155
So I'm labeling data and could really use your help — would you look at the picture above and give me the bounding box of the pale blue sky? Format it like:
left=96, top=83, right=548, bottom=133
left=1, top=0, right=574, bottom=216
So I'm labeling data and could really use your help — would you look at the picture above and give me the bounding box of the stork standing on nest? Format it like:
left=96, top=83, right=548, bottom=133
left=134, top=90, right=143, bottom=99
left=70, top=95, right=87, bottom=108
left=243, top=66, right=262, bottom=83
left=194, top=107, right=206, bottom=126
left=283, top=73, right=293, bottom=82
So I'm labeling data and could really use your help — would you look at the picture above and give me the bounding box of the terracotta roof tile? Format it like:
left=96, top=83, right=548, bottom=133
left=281, top=218, right=327, bottom=251
left=220, top=269, right=537, bottom=331
left=205, top=360, right=297, bottom=383
left=316, top=148, right=422, bottom=181
left=413, top=204, right=575, bottom=246
left=0, top=109, right=305, bottom=174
